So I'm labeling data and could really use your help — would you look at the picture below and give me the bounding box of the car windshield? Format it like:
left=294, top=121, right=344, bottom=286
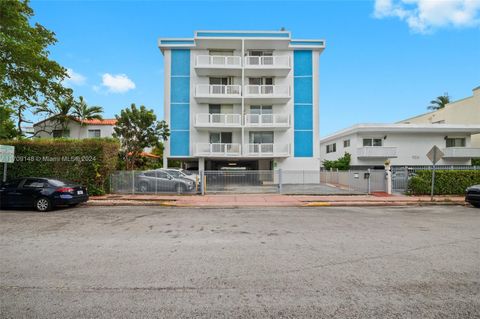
left=167, top=171, right=182, bottom=178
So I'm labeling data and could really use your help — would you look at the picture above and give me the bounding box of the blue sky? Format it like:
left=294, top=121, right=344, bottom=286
left=30, top=0, right=480, bottom=136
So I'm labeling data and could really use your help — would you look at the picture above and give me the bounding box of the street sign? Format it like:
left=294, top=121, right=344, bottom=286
left=426, top=145, right=444, bottom=164
left=0, top=145, right=15, bottom=163
left=426, top=145, right=444, bottom=201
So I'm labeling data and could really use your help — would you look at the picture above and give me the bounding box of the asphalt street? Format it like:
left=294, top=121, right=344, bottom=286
left=1, top=205, right=479, bottom=318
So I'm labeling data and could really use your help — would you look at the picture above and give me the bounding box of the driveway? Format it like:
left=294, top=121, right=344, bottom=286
left=1, top=206, right=479, bottom=318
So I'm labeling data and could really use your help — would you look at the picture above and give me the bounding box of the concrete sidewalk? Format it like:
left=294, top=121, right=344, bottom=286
left=88, top=193, right=467, bottom=208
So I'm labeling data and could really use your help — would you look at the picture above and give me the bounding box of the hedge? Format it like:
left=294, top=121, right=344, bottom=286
left=0, top=138, right=119, bottom=195
left=407, top=170, right=480, bottom=195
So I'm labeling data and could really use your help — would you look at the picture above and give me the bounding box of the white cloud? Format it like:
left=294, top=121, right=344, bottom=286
left=101, top=73, right=136, bottom=93
left=373, top=0, right=480, bottom=33
left=65, top=68, right=86, bottom=86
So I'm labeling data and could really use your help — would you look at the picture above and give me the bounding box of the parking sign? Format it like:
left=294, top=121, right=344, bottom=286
left=0, top=145, right=15, bottom=163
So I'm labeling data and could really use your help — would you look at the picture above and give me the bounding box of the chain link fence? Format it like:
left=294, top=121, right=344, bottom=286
left=110, top=169, right=389, bottom=195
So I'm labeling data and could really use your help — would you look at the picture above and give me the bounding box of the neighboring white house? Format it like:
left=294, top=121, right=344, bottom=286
left=399, top=86, right=480, bottom=147
left=320, top=124, right=480, bottom=167
left=158, top=30, right=325, bottom=171
left=33, top=117, right=117, bottom=139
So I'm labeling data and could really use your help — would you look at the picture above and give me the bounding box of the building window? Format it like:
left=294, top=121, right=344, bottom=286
left=363, top=138, right=382, bottom=147
left=88, top=129, right=101, bottom=138
left=249, top=131, right=274, bottom=144
left=446, top=137, right=466, bottom=147
left=326, top=143, right=336, bottom=154
left=52, top=130, right=70, bottom=138
left=343, top=139, right=350, bottom=148
left=209, top=132, right=232, bottom=144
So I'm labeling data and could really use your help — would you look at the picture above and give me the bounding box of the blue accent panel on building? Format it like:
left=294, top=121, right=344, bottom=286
left=160, top=40, right=195, bottom=45
left=294, top=104, right=313, bottom=130
left=294, top=77, right=313, bottom=104
left=170, top=77, right=190, bottom=103
left=170, top=131, right=190, bottom=156
left=290, top=41, right=324, bottom=46
left=170, top=49, right=191, bottom=156
left=294, top=50, right=312, bottom=76
left=170, top=104, right=190, bottom=130
left=294, top=130, right=313, bottom=157
left=171, top=50, right=190, bottom=76
left=196, top=32, right=290, bottom=38
left=293, top=50, right=313, bottom=157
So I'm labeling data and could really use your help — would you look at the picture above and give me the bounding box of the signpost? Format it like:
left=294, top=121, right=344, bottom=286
left=0, top=145, right=15, bottom=182
left=426, top=145, right=444, bottom=201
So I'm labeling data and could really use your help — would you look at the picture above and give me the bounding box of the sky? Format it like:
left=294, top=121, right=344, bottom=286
left=29, top=0, right=480, bottom=137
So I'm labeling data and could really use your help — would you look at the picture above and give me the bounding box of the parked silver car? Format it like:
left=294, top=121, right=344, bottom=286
left=136, top=170, right=195, bottom=193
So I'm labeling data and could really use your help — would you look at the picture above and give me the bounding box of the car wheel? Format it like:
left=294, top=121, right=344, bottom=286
left=472, top=202, right=480, bottom=208
left=139, top=182, right=149, bottom=193
left=175, top=183, right=185, bottom=194
left=35, top=197, right=52, bottom=212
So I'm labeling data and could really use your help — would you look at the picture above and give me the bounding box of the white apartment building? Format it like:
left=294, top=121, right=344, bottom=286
left=320, top=124, right=480, bottom=167
left=158, top=30, right=325, bottom=171
left=33, top=117, right=116, bottom=139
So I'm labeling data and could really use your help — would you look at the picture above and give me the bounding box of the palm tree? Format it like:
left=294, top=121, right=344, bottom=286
left=72, top=96, right=104, bottom=138
left=34, top=95, right=76, bottom=136
left=427, top=94, right=450, bottom=111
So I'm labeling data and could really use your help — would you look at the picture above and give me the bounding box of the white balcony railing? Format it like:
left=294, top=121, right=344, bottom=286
left=245, top=56, right=290, bottom=68
left=196, top=55, right=242, bottom=68
left=244, top=85, right=290, bottom=97
left=195, top=113, right=241, bottom=127
left=195, top=84, right=242, bottom=97
left=442, top=147, right=480, bottom=158
left=244, top=114, right=290, bottom=127
left=245, top=143, right=291, bottom=156
left=195, top=143, right=241, bottom=157
left=356, top=147, right=397, bottom=158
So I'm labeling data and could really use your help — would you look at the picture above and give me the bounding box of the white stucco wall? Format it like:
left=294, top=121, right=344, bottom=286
left=34, top=119, right=115, bottom=139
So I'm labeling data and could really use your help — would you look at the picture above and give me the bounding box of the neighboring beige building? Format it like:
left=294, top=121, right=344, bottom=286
left=399, top=86, right=480, bottom=147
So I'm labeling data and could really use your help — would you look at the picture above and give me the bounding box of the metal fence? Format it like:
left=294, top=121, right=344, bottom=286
left=320, top=169, right=387, bottom=194
left=110, top=170, right=200, bottom=194
left=391, top=165, right=480, bottom=193
left=110, top=169, right=389, bottom=195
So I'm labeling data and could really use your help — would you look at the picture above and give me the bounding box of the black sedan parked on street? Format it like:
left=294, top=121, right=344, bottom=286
left=0, top=178, right=89, bottom=212
left=465, top=184, right=480, bottom=208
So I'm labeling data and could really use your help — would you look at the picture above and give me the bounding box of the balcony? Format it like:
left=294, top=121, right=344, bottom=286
left=357, top=147, right=398, bottom=158
left=244, top=85, right=291, bottom=103
left=194, top=113, right=242, bottom=129
left=194, top=84, right=242, bottom=104
left=442, top=147, right=480, bottom=158
left=244, top=56, right=291, bottom=76
left=244, top=114, right=290, bottom=130
left=244, top=143, right=291, bottom=157
left=194, top=143, right=242, bottom=157
left=194, top=55, right=242, bottom=76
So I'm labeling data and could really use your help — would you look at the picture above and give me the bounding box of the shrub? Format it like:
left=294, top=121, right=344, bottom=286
left=0, top=138, right=119, bottom=195
left=322, top=153, right=351, bottom=171
left=407, top=170, right=480, bottom=195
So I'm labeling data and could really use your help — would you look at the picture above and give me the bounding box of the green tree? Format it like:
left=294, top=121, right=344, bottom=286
left=427, top=94, right=450, bottom=111
left=322, top=152, right=351, bottom=171
left=1, top=0, right=69, bottom=132
left=0, top=106, right=19, bottom=139
left=113, top=104, right=170, bottom=170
